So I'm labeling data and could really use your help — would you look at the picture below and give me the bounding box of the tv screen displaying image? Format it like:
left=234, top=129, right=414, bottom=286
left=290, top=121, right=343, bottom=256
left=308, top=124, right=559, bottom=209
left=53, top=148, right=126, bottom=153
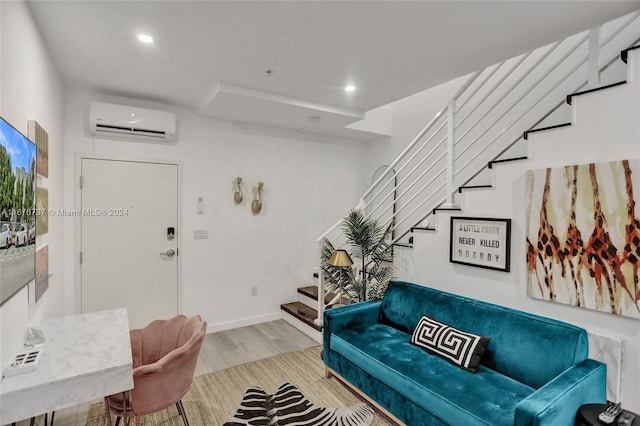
left=0, top=117, right=37, bottom=306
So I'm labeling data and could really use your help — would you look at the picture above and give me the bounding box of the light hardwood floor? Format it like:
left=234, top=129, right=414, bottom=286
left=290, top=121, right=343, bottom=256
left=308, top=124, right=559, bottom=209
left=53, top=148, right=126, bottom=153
left=14, top=319, right=318, bottom=426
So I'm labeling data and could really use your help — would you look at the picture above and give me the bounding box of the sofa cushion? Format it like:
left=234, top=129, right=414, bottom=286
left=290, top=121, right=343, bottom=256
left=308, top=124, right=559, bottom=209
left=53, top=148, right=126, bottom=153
left=331, top=323, right=535, bottom=426
left=379, top=281, right=589, bottom=389
left=411, top=315, right=490, bottom=372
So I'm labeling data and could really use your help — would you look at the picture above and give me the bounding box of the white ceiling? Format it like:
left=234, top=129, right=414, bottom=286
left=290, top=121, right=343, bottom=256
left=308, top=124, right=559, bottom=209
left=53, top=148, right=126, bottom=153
left=27, top=1, right=640, bottom=141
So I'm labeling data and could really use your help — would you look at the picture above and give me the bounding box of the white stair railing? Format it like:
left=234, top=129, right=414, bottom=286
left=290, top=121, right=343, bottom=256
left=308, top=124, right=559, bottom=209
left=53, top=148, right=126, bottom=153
left=313, top=10, right=640, bottom=326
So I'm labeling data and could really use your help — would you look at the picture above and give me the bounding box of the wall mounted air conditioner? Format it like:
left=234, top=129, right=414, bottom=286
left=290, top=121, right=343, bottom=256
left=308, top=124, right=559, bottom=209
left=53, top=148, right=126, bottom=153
left=89, top=101, right=177, bottom=142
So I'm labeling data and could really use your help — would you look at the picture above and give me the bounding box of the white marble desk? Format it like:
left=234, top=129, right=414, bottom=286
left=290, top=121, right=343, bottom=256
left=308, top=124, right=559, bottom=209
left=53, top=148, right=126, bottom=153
left=0, top=308, right=133, bottom=424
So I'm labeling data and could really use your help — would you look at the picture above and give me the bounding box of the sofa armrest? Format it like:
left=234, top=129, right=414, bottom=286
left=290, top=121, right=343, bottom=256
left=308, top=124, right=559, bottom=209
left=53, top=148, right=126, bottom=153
left=515, top=358, right=606, bottom=426
left=323, top=301, right=382, bottom=361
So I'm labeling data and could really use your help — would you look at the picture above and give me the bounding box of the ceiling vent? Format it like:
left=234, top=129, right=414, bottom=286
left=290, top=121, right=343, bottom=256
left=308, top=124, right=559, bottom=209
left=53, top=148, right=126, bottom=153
left=89, top=101, right=176, bottom=142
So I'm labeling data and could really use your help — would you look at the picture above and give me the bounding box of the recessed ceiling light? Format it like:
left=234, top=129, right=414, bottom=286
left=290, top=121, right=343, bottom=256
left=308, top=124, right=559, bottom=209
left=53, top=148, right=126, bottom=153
left=345, top=85, right=357, bottom=92
left=137, top=34, right=154, bottom=43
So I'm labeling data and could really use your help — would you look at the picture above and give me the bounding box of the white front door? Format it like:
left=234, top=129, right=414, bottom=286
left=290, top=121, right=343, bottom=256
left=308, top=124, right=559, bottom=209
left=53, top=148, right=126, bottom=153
left=80, top=158, right=179, bottom=329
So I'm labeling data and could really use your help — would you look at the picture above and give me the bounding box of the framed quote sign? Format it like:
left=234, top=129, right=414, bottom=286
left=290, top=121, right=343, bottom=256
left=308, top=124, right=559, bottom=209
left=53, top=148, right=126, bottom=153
left=450, top=217, right=511, bottom=272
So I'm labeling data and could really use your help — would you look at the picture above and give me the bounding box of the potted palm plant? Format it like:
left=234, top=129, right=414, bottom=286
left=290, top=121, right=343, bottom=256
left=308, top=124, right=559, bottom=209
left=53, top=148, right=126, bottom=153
left=320, top=209, right=394, bottom=303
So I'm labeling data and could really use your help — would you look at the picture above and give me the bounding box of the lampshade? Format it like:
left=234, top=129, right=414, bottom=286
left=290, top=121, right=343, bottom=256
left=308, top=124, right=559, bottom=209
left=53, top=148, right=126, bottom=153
left=328, top=249, right=353, bottom=267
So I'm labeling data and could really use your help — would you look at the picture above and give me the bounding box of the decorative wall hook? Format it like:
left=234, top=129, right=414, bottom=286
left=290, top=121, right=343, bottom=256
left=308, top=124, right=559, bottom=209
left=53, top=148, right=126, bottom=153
left=251, top=181, right=264, bottom=215
left=233, top=177, right=243, bottom=204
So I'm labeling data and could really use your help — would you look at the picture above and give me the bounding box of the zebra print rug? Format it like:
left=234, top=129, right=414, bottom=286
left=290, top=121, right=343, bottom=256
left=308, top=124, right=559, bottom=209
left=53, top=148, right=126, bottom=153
left=224, top=382, right=374, bottom=426
left=84, top=347, right=391, bottom=425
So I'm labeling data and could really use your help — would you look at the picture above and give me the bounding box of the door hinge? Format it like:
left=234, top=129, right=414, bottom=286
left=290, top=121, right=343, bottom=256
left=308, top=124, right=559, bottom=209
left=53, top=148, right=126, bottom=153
left=176, top=248, right=179, bottom=256
left=79, top=251, right=83, bottom=265
left=79, top=176, right=84, bottom=189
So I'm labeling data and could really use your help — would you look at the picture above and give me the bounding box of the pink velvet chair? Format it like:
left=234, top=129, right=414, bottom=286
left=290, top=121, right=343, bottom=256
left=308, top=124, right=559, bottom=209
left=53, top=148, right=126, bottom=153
left=104, top=314, right=207, bottom=426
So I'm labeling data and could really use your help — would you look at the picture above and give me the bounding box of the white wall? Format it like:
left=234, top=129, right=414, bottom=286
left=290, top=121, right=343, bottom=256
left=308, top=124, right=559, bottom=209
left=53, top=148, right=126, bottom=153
left=365, top=75, right=468, bottom=179
left=63, top=90, right=370, bottom=332
left=394, top=50, right=640, bottom=412
left=0, top=0, right=65, bottom=369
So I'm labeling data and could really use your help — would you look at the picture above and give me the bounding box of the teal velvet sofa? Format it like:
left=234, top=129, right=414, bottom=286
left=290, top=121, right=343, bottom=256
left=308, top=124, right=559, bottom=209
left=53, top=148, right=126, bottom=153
left=323, top=281, right=606, bottom=426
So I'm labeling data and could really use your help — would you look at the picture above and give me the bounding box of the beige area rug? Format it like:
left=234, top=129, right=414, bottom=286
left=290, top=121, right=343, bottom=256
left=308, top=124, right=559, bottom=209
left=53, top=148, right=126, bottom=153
left=85, top=346, right=394, bottom=425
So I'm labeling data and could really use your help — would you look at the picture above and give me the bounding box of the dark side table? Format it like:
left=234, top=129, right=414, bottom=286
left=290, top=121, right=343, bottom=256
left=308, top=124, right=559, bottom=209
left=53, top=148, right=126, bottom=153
left=575, top=404, right=638, bottom=426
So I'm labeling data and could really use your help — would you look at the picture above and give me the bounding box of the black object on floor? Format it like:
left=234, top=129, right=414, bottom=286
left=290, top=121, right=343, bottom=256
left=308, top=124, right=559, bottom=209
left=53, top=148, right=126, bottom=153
left=575, top=403, right=638, bottom=426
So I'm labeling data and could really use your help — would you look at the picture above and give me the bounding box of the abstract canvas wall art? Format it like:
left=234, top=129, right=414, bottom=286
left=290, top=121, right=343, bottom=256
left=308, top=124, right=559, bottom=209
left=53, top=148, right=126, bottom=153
left=28, top=120, right=49, bottom=304
left=526, top=159, right=640, bottom=319
left=28, top=120, right=48, bottom=178
left=35, top=244, right=49, bottom=303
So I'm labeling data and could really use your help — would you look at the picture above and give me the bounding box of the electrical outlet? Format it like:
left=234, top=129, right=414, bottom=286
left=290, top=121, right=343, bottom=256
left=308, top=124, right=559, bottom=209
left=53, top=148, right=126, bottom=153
left=3, top=348, right=43, bottom=377
left=251, top=286, right=258, bottom=296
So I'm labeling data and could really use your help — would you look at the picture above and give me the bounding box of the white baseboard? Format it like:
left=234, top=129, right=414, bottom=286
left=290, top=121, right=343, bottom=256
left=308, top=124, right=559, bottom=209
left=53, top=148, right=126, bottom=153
left=206, top=312, right=281, bottom=334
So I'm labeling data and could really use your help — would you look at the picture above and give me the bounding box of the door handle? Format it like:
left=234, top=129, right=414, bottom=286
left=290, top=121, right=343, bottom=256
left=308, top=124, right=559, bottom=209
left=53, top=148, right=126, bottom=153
left=161, top=249, right=176, bottom=258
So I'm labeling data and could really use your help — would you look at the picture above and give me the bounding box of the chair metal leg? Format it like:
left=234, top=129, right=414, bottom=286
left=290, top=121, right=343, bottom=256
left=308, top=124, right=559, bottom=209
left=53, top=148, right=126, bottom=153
left=104, top=397, right=114, bottom=426
left=121, top=391, right=130, bottom=426
left=176, top=400, right=190, bottom=426
left=49, top=411, right=55, bottom=425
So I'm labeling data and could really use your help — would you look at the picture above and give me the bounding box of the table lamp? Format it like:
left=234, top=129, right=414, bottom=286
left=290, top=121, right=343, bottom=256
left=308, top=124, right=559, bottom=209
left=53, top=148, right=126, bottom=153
left=328, top=249, right=353, bottom=304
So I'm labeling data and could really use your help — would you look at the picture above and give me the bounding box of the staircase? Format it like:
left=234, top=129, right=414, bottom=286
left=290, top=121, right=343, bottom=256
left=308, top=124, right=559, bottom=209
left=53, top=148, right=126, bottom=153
left=281, top=285, right=323, bottom=342
left=280, top=272, right=349, bottom=343
left=281, top=10, right=640, bottom=339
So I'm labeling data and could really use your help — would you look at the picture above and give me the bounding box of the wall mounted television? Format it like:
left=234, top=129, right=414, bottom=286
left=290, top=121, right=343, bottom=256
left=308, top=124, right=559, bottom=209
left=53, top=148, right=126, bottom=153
left=0, top=117, right=37, bottom=306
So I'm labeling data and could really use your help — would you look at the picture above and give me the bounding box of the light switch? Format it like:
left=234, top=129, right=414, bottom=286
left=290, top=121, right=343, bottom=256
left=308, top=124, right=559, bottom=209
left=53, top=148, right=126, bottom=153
left=193, top=229, right=208, bottom=239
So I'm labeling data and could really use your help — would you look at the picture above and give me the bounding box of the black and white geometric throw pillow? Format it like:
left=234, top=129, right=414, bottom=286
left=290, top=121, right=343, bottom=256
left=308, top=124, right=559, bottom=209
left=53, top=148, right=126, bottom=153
left=410, top=315, right=490, bottom=373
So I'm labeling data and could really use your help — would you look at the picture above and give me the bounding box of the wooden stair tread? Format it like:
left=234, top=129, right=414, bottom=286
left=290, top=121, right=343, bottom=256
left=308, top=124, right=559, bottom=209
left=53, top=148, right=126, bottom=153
left=411, top=226, right=436, bottom=232
left=298, top=285, right=319, bottom=299
left=488, top=156, right=528, bottom=169
left=297, top=286, right=349, bottom=305
left=432, top=207, right=462, bottom=215
left=566, top=81, right=626, bottom=105
left=281, top=302, right=322, bottom=331
left=392, top=242, right=414, bottom=249
left=523, top=122, right=571, bottom=139
left=622, top=45, right=640, bottom=63
left=458, top=185, right=492, bottom=193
